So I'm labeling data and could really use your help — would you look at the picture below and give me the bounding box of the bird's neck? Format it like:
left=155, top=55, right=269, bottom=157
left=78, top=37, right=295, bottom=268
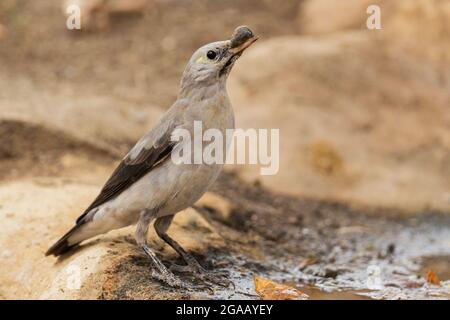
left=178, top=77, right=228, bottom=101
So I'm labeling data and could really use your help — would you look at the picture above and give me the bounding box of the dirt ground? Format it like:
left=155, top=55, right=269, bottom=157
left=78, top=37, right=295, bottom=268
left=0, top=0, right=449, bottom=300
left=0, top=141, right=448, bottom=299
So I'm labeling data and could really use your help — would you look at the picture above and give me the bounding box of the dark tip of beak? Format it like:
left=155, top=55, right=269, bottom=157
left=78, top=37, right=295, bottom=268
left=229, top=26, right=258, bottom=54
left=230, top=26, right=254, bottom=48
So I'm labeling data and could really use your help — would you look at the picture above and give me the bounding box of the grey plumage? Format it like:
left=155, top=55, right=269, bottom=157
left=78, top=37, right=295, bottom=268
left=46, top=26, right=258, bottom=287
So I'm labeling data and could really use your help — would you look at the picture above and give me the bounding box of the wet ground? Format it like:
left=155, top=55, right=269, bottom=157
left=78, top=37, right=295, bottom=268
left=100, top=172, right=450, bottom=300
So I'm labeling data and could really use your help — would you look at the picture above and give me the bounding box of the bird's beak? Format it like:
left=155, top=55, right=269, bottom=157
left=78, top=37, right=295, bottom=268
left=229, top=35, right=259, bottom=55
left=219, top=26, right=258, bottom=77
left=228, top=26, right=258, bottom=55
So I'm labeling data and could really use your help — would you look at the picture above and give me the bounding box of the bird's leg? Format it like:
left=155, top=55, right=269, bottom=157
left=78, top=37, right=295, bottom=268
left=135, top=210, right=185, bottom=288
left=154, top=215, right=203, bottom=270
left=154, top=215, right=232, bottom=288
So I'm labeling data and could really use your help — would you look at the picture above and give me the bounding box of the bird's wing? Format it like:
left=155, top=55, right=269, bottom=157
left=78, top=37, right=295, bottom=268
left=75, top=106, right=185, bottom=224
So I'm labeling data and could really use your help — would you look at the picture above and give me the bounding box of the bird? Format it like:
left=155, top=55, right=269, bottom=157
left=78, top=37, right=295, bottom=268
left=46, top=26, right=258, bottom=288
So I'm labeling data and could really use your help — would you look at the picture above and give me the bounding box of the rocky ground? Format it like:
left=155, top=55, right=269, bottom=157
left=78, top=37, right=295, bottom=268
left=0, top=0, right=449, bottom=299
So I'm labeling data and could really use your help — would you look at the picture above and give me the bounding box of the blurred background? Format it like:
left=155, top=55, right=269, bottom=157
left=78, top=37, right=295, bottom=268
left=1, top=0, right=449, bottom=212
left=0, top=0, right=449, bottom=299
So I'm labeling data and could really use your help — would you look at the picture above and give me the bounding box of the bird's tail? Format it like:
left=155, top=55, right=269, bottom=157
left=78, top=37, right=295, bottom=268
left=45, top=223, right=84, bottom=257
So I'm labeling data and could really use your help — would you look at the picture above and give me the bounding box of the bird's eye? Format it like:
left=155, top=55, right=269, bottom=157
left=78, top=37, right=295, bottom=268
left=207, top=50, right=217, bottom=60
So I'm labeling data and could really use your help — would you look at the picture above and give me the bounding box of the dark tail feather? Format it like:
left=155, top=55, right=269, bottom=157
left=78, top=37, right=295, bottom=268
left=45, top=224, right=83, bottom=257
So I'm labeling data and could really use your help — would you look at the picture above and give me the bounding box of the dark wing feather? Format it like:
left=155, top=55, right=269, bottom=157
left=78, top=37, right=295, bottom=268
left=75, top=119, right=178, bottom=224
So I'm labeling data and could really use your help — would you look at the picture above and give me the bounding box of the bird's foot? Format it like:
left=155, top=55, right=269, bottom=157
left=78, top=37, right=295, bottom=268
left=151, top=268, right=219, bottom=293
left=141, top=243, right=191, bottom=289
left=170, top=260, right=233, bottom=288
left=150, top=268, right=188, bottom=288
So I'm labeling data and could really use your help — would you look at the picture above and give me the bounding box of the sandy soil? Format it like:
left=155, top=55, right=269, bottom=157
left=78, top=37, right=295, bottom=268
left=1, top=145, right=449, bottom=299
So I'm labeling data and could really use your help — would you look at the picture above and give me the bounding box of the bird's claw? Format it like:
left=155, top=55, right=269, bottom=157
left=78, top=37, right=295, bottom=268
left=150, top=269, right=187, bottom=289
left=170, top=262, right=233, bottom=289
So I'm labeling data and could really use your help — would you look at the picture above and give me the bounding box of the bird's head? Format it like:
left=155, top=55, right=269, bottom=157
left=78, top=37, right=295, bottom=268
left=180, top=26, right=258, bottom=94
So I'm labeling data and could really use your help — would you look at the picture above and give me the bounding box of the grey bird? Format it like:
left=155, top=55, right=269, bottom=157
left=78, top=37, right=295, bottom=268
left=46, top=26, right=258, bottom=287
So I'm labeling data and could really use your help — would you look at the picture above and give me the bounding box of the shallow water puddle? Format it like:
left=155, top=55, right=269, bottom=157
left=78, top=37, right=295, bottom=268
left=208, top=249, right=450, bottom=300
left=419, top=256, right=450, bottom=282
left=296, top=286, right=372, bottom=300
